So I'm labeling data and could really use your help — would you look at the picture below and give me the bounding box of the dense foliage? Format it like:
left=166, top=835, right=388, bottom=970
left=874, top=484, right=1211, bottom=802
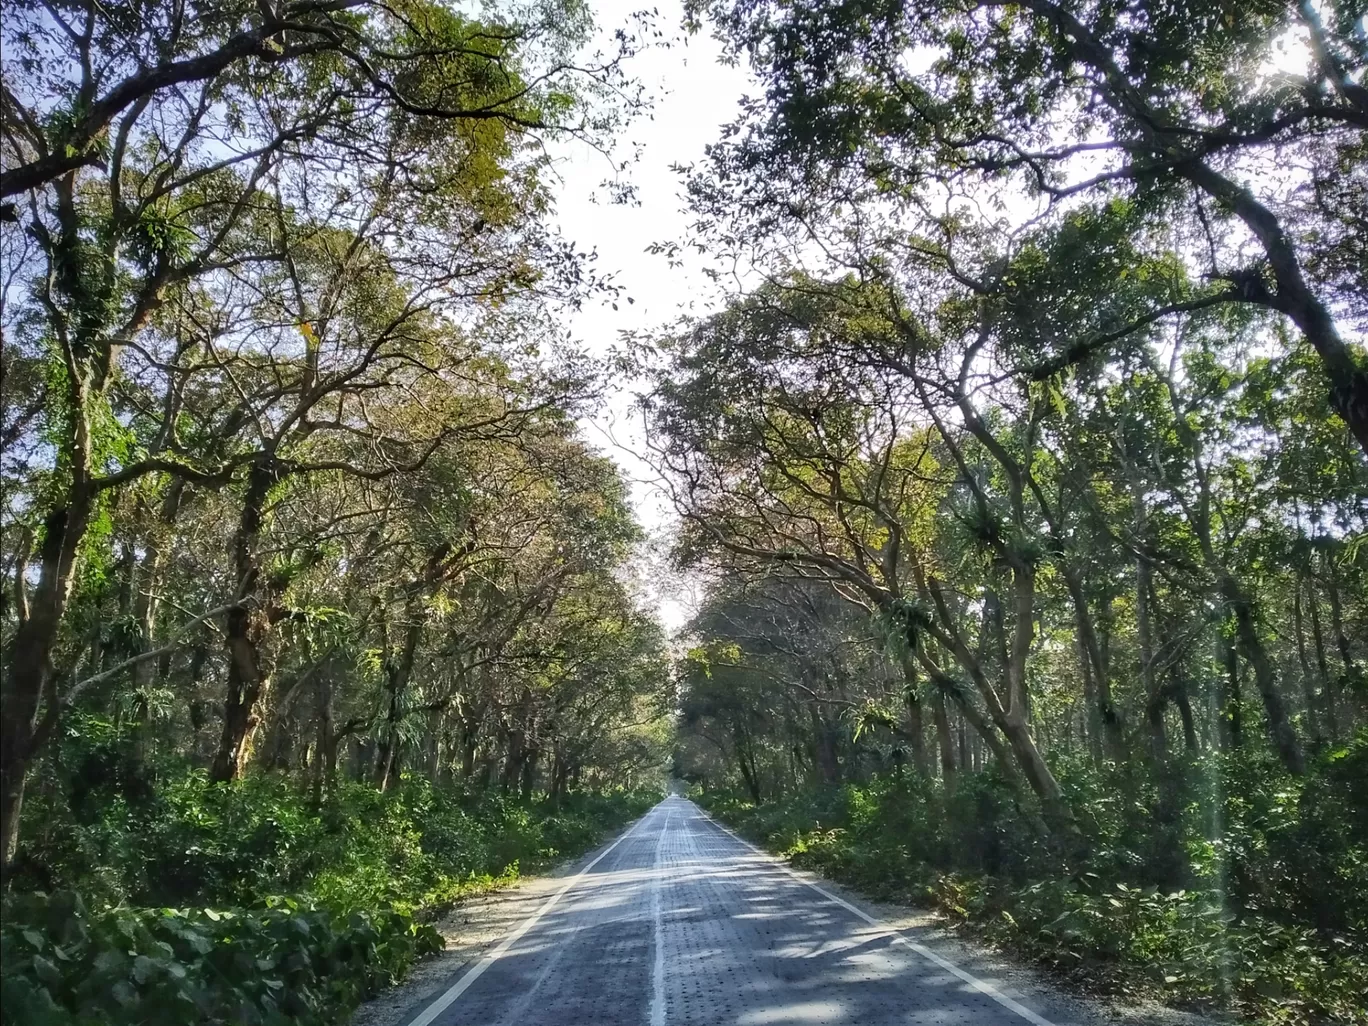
left=697, top=741, right=1368, bottom=1024
left=1, top=0, right=666, bottom=871
left=2, top=771, right=657, bottom=1024
left=4, top=892, right=443, bottom=1026
left=2, top=0, right=668, bottom=1020
left=651, top=0, right=1368, bottom=1022
left=6, top=0, right=1368, bottom=1022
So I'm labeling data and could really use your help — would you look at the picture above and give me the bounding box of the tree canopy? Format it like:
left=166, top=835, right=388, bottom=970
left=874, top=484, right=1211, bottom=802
left=648, top=4, right=1366, bottom=1021
left=2, top=2, right=1366, bottom=1023
left=1, top=0, right=667, bottom=874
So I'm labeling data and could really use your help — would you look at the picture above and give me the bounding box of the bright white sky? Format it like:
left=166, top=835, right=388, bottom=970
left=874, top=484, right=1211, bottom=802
left=547, top=0, right=754, bottom=632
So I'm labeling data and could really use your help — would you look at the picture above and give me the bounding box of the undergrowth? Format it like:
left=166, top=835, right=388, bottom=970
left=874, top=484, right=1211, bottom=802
left=3, top=747, right=658, bottom=1026
left=696, top=735, right=1368, bottom=1026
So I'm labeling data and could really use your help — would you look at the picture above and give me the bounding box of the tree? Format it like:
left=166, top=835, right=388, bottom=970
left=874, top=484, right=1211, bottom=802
left=645, top=258, right=1367, bottom=845
left=1, top=0, right=649, bottom=870
left=683, top=0, right=1368, bottom=454
left=645, top=278, right=1090, bottom=839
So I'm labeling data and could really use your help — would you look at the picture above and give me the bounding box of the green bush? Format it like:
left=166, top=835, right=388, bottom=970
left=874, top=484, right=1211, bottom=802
left=697, top=734, right=1368, bottom=1026
left=934, top=877, right=1368, bottom=1024
left=5, top=744, right=661, bottom=1026
left=0, top=890, right=441, bottom=1026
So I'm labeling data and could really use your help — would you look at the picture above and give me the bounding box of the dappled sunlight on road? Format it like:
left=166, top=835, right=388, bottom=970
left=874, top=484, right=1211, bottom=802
left=410, top=797, right=1075, bottom=1026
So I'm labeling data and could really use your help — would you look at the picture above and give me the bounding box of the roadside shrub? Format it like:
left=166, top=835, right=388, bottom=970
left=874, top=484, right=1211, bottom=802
left=0, top=890, right=441, bottom=1026
left=697, top=735, right=1368, bottom=1026
left=5, top=752, right=661, bottom=1026
left=933, top=877, right=1367, bottom=1024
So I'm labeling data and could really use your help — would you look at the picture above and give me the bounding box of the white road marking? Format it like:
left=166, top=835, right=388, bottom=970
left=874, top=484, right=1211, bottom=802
left=650, top=803, right=673, bottom=1026
left=405, top=808, right=657, bottom=1026
left=695, top=805, right=1059, bottom=1026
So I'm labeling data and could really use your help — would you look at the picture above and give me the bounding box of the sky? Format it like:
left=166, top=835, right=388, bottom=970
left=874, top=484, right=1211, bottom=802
left=545, top=0, right=754, bottom=632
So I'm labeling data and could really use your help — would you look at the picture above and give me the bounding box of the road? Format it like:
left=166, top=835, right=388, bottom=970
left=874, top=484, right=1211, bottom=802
left=406, top=796, right=1073, bottom=1026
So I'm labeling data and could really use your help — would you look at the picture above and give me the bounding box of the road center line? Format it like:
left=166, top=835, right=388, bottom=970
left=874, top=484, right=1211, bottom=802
left=650, top=802, right=672, bottom=1026
left=694, top=805, right=1059, bottom=1026
left=405, top=807, right=657, bottom=1026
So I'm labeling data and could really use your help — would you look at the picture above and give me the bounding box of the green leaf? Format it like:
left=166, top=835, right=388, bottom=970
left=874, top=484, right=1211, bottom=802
left=131, top=954, right=157, bottom=983
left=31, top=955, right=61, bottom=985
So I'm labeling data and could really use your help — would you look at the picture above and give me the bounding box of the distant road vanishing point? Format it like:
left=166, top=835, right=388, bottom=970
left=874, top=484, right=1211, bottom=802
left=401, top=796, right=1079, bottom=1026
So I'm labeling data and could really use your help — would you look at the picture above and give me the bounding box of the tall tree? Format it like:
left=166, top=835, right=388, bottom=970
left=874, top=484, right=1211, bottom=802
left=1, top=0, right=646, bottom=869
left=683, top=0, right=1368, bottom=453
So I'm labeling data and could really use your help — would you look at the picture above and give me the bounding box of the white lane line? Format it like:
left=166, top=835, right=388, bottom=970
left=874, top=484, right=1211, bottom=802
left=406, top=806, right=661, bottom=1026
left=692, top=803, right=1058, bottom=1026
left=649, top=803, right=673, bottom=1026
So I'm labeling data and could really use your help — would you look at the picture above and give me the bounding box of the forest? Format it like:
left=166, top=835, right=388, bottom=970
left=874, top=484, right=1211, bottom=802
left=2, top=0, right=1366, bottom=1024
left=1, top=0, right=669, bottom=1021
left=653, top=0, right=1368, bottom=1022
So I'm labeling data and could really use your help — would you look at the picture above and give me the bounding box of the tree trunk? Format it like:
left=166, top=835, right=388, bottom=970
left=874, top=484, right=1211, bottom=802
left=2, top=494, right=93, bottom=874
left=501, top=731, right=524, bottom=793
left=735, top=733, right=762, bottom=803
left=184, top=646, right=210, bottom=764
left=1145, top=690, right=1169, bottom=762
left=932, top=691, right=956, bottom=792
left=811, top=707, right=842, bottom=785
left=211, top=607, right=271, bottom=783
left=999, top=712, right=1079, bottom=843
left=1224, top=578, right=1304, bottom=774
left=425, top=709, right=444, bottom=784
left=1321, top=559, right=1354, bottom=733
left=1136, top=556, right=1168, bottom=762
left=131, top=480, right=185, bottom=690
left=461, top=734, right=479, bottom=780
left=913, top=578, right=1078, bottom=843
left=1074, top=611, right=1104, bottom=766
left=210, top=461, right=274, bottom=784
left=549, top=753, right=568, bottom=807
left=984, top=589, right=1015, bottom=710
left=901, top=667, right=928, bottom=778
left=312, top=672, right=334, bottom=805
left=376, top=618, right=423, bottom=792
left=1003, top=565, right=1080, bottom=845
left=519, top=750, right=539, bottom=800
left=1165, top=667, right=1198, bottom=755
left=1173, top=675, right=1199, bottom=755
left=102, top=545, right=136, bottom=673
left=1324, top=556, right=1358, bottom=675
left=1219, top=627, right=1243, bottom=749
left=915, top=650, right=1048, bottom=836
left=1293, top=580, right=1325, bottom=745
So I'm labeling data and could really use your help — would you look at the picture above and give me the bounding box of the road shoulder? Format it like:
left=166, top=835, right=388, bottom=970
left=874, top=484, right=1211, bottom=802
left=693, top=803, right=1232, bottom=1026
left=795, top=869, right=1232, bottom=1026
left=350, top=814, right=649, bottom=1026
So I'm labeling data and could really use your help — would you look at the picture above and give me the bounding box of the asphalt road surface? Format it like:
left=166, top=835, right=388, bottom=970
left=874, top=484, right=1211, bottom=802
left=406, top=796, right=1072, bottom=1026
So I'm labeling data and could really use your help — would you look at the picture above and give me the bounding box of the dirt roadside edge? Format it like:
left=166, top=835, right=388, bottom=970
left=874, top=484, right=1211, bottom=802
left=349, top=814, right=648, bottom=1026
